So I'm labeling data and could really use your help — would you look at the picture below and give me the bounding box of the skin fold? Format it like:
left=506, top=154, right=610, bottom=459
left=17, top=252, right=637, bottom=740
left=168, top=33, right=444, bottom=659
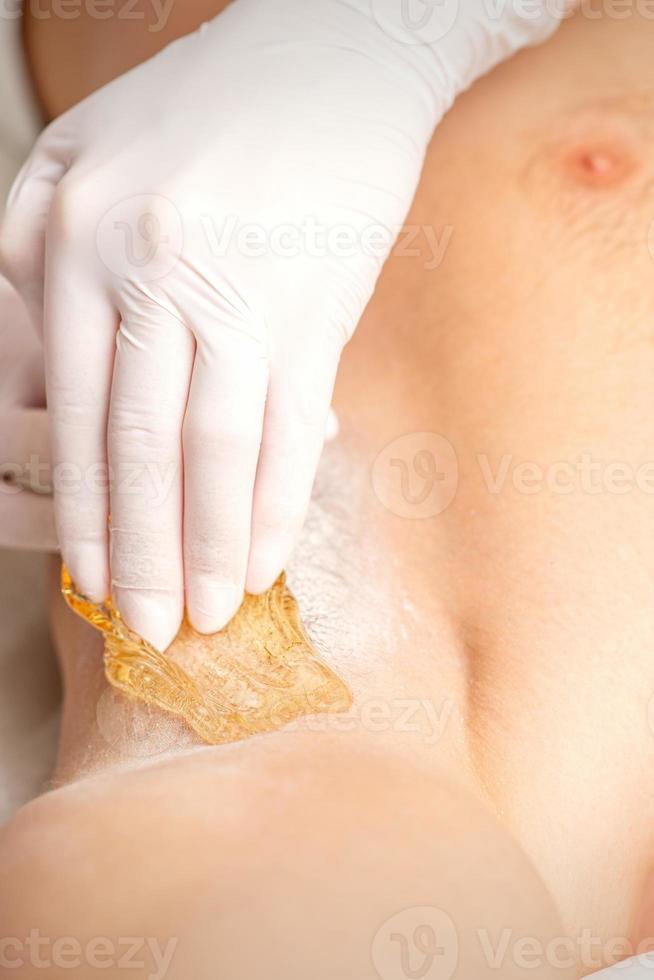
left=2, top=3, right=654, bottom=978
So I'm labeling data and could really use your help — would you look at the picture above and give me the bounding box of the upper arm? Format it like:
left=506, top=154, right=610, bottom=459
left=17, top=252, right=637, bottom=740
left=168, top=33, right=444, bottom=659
left=0, top=731, right=575, bottom=980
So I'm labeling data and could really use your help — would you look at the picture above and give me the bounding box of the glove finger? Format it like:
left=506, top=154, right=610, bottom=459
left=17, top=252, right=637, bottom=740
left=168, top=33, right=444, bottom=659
left=183, top=329, right=268, bottom=635
left=108, top=304, right=194, bottom=653
left=246, top=333, right=342, bottom=594
left=0, top=128, right=69, bottom=334
left=45, top=252, right=117, bottom=603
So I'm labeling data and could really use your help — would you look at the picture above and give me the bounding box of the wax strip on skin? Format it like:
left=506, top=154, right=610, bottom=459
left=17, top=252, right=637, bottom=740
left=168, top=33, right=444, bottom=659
left=61, top=565, right=353, bottom=746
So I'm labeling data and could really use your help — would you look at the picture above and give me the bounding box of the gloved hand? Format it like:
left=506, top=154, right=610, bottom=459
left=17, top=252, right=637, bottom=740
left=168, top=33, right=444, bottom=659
left=0, top=0, right=570, bottom=650
left=592, top=954, right=654, bottom=977
left=0, top=276, right=55, bottom=552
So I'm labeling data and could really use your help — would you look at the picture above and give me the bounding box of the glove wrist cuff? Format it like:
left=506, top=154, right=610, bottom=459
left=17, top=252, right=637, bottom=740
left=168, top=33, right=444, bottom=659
left=348, top=0, right=572, bottom=124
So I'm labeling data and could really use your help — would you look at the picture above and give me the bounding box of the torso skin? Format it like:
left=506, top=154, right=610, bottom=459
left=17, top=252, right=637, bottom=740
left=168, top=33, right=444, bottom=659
left=4, top=4, right=654, bottom=977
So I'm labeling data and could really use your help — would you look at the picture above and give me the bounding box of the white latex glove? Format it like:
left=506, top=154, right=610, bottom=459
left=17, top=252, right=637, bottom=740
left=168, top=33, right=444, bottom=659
left=0, top=276, right=55, bottom=552
left=592, top=954, right=654, bottom=977
left=0, top=0, right=569, bottom=650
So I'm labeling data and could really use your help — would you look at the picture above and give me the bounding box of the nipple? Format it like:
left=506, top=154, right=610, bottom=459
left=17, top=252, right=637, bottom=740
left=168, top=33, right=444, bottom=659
left=61, top=566, right=352, bottom=745
left=564, top=142, right=636, bottom=189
